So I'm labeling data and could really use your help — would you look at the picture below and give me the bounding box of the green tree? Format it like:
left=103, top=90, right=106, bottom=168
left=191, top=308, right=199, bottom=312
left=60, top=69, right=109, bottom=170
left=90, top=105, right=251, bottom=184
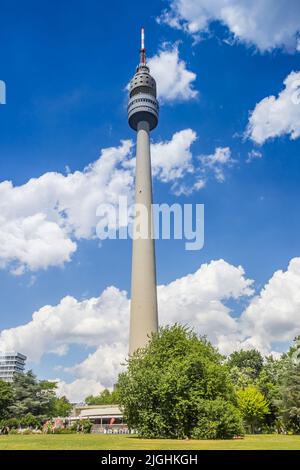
left=229, top=366, right=254, bottom=390
left=0, top=380, right=13, bottom=418
left=85, top=388, right=119, bottom=405
left=20, top=413, right=41, bottom=428
left=228, top=350, right=263, bottom=380
left=117, top=325, right=241, bottom=439
left=255, top=355, right=287, bottom=430
left=277, top=339, right=300, bottom=433
left=237, top=385, right=270, bottom=433
left=51, top=395, right=72, bottom=417
left=191, top=398, right=244, bottom=439
left=8, top=371, right=56, bottom=420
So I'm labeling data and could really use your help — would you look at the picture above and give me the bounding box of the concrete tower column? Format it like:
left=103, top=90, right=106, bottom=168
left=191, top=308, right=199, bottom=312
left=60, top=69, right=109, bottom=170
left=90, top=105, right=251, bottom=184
left=127, top=28, right=159, bottom=354
left=129, top=121, right=158, bottom=355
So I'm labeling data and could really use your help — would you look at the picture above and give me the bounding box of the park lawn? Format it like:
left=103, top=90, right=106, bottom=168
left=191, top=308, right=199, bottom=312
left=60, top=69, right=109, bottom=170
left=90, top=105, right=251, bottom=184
left=0, top=434, right=299, bottom=450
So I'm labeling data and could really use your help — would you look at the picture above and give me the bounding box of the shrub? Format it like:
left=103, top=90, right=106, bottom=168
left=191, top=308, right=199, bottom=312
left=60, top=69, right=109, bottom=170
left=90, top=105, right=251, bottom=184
left=4, top=417, right=20, bottom=429
left=20, top=413, right=41, bottom=428
left=8, top=429, right=18, bottom=435
left=81, top=419, right=92, bottom=433
left=191, top=398, right=244, bottom=440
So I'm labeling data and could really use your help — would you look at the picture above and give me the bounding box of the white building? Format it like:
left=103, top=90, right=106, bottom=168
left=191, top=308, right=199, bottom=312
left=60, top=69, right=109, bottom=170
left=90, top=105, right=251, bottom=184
left=0, top=351, right=27, bottom=382
left=67, top=404, right=130, bottom=434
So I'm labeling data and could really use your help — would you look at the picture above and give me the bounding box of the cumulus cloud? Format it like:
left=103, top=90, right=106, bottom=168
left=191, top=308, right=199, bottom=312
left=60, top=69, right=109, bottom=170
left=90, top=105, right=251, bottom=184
left=159, top=259, right=254, bottom=345
left=126, top=130, right=233, bottom=192
left=0, top=140, right=134, bottom=274
left=159, top=0, right=300, bottom=52
left=199, top=146, right=234, bottom=182
left=0, top=286, right=129, bottom=362
left=0, top=129, right=205, bottom=274
left=56, top=378, right=104, bottom=403
left=238, top=257, right=300, bottom=353
left=148, top=44, right=198, bottom=102
left=246, top=71, right=300, bottom=144
left=151, top=128, right=197, bottom=181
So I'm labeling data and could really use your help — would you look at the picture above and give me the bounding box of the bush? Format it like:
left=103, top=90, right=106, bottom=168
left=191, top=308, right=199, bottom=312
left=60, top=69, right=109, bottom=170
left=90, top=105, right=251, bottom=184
left=4, top=417, right=20, bottom=429
left=8, top=429, right=18, bottom=435
left=20, top=413, right=41, bottom=428
left=81, top=419, right=92, bottom=433
left=191, top=399, right=244, bottom=440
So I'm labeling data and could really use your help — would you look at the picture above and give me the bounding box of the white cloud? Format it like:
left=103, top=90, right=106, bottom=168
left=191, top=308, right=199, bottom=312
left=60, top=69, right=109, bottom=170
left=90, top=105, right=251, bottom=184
left=247, top=149, right=262, bottom=163
left=246, top=71, right=300, bottom=144
left=0, top=129, right=204, bottom=274
left=159, top=259, right=254, bottom=346
left=160, top=0, right=300, bottom=52
left=124, top=128, right=203, bottom=191
left=56, top=378, right=104, bottom=403
left=148, top=44, right=198, bottom=102
left=199, top=146, right=234, bottom=182
left=151, top=129, right=197, bottom=182
left=0, top=140, right=134, bottom=274
left=0, top=286, right=129, bottom=362
left=238, top=257, right=300, bottom=353
left=127, top=130, right=233, bottom=191
left=68, top=343, right=127, bottom=386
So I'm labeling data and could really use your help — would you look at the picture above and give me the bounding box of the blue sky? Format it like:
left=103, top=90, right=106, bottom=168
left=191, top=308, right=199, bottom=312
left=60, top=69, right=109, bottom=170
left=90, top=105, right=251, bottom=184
left=0, top=0, right=300, bottom=400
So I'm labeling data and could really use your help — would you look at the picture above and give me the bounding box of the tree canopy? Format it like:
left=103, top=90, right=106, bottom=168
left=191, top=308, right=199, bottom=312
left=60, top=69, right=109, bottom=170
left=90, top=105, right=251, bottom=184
left=237, top=385, right=270, bottom=433
left=0, top=371, right=72, bottom=427
left=85, top=388, right=119, bottom=406
left=117, top=325, right=243, bottom=439
left=0, top=380, right=14, bottom=418
left=228, top=349, right=264, bottom=379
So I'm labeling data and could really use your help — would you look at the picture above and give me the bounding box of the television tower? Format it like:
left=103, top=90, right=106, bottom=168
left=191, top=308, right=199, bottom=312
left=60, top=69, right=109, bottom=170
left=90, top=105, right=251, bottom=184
left=128, top=28, right=159, bottom=354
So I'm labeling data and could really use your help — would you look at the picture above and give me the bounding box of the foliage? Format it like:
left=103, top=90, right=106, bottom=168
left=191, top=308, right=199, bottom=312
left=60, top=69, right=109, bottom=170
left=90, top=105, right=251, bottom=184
left=8, top=429, right=18, bottom=435
left=0, top=380, right=14, bottom=418
left=80, top=419, right=93, bottom=433
left=20, top=413, right=41, bottom=428
left=117, top=325, right=239, bottom=439
left=228, top=350, right=263, bottom=380
left=277, top=359, right=300, bottom=433
left=191, top=398, right=244, bottom=439
left=85, top=388, right=119, bottom=406
left=255, top=355, right=287, bottom=428
left=237, top=386, right=270, bottom=432
left=229, top=366, right=254, bottom=389
left=1, top=417, right=19, bottom=429
left=8, top=371, right=57, bottom=420
left=51, top=396, right=72, bottom=417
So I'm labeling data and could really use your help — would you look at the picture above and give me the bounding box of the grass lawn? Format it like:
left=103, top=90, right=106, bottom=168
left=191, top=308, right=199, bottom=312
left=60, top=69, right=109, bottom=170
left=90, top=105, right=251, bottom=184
left=0, top=434, right=299, bottom=450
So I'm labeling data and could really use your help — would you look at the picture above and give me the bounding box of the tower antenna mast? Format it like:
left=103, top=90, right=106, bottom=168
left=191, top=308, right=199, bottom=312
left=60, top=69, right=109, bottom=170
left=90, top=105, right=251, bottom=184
left=140, top=27, right=146, bottom=65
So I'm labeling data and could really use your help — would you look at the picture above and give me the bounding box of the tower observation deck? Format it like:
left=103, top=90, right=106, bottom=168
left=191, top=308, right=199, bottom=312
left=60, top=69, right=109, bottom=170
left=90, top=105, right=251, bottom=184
left=128, top=28, right=159, bottom=355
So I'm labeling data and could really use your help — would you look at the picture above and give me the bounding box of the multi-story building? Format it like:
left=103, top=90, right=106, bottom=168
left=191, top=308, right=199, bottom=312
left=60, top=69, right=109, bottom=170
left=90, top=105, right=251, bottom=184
left=0, top=351, right=27, bottom=382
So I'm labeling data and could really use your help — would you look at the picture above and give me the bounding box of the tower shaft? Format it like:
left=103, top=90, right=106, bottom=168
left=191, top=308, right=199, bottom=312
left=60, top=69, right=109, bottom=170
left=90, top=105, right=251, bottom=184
left=129, top=121, right=158, bottom=355
left=128, top=28, right=159, bottom=355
